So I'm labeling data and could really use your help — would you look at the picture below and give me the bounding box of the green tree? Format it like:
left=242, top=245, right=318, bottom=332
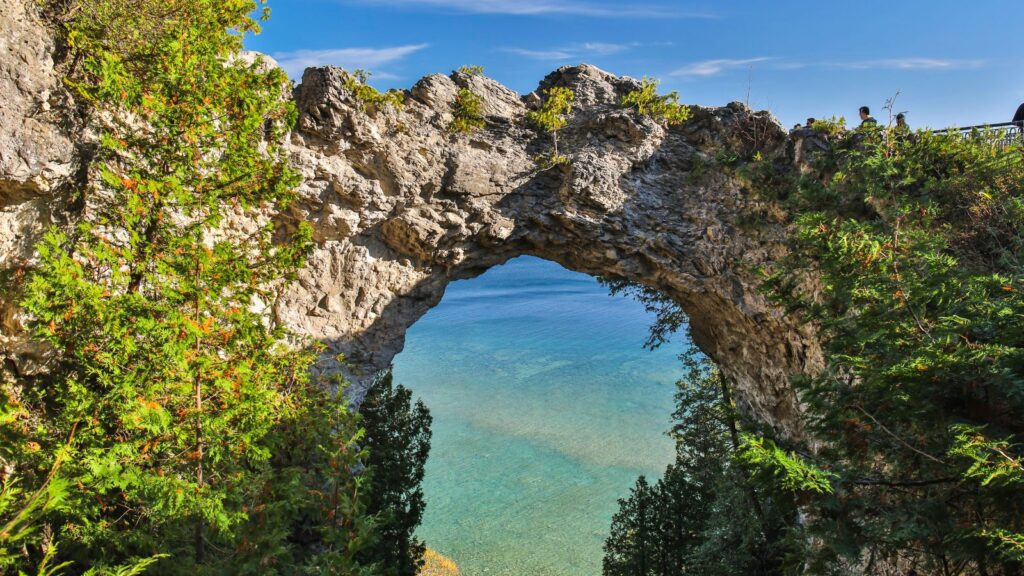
left=602, top=350, right=794, bottom=576
left=527, top=86, right=574, bottom=166
left=604, top=475, right=657, bottom=576
left=5, top=1, right=373, bottom=573
left=0, top=468, right=73, bottom=574
left=754, top=125, right=1024, bottom=573
left=261, top=379, right=379, bottom=576
left=454, top=65, right=485, bottom=76
left=357, top=370, right=433, bottom=576
left=342, top=69, right=405, bottom=112
left=448, top=88, right=485, bottom=134
left=620, top=77, right=689, bottom=126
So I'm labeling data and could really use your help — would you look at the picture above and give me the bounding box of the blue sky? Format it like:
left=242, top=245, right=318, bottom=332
left=245, top=0, right=1024, bottom=129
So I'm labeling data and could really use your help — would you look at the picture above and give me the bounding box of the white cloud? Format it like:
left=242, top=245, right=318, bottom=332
left=833, top=57, right=986, bottom=70
left=579, top=42, right=631, bottom=55
left=671, top=57, right=773, bottom=77
left=273, top=44, right=430, bottom=80
left=662, top=55, right=986, bottom=81
left=503, top=48, right=576, bottom=61
left=502, top=41, right=632, bottom=61
left=353, top=0, right=710, bottom=18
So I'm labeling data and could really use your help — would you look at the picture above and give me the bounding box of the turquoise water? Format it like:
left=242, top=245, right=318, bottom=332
left=391, top=256, right=684, bottom=576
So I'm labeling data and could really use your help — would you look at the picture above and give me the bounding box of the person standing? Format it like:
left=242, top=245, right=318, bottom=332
left=1010, top=102, right=1024, bottom=143
left=859, top=106, right=877, bottom=127
left=894, top=113, right=914, bottom=143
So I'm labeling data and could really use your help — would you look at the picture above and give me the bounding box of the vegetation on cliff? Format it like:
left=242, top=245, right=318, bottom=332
left=620, top=77, right=690, bottom=126
left=448, top=88, right=486, bottom=134
left=757, top=123, right=1024, bottom=574
left=606, top=124, right=1024, bottom=575
left=359, top=371, right=433, bottom=576
left=342, top=69, right=406, bottom=113
left=1, top=2, right=431, bottom=574
left=601, top=350, right=796, bottom=576
left=527, top=86, right=574, bottom=167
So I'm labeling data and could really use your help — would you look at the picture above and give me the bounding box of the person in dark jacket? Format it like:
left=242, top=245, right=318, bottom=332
left=859, top=106, right=877, bottom=127
left=1012, top=103, right=1024, bottom=142
left=894, top=112, right=914, bottom=143
left=1013, top=102, right=1024, bottom=128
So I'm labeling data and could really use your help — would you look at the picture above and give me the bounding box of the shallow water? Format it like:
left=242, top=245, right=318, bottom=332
left=391, top=256, right=685, bottom=576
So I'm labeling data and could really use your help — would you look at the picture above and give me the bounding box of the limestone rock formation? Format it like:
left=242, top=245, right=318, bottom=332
left=278, top=65, right=820, bottom=435
left=0, top=0, right=821, bottom=437
left=0, top=1, right=76, bottom=202
left=0, top=0, right=78, bottom=377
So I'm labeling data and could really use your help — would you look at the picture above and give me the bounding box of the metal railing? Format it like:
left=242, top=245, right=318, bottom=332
left=931, top=121, right=1023, bottom=148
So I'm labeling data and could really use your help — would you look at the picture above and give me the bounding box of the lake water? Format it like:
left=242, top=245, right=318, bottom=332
left=391, top=256, right=685, bottom=576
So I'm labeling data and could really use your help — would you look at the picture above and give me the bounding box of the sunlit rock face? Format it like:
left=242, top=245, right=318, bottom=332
left=1, top=0, right=821, bottom=437
left=0, top=0, right=79, bottom=377
left=281, top=64, right=820, bottom=437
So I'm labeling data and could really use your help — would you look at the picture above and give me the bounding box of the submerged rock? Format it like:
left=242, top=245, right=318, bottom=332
left=419, top=549, right=460, bottom=576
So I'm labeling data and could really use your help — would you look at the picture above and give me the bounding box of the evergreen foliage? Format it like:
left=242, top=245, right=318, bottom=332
left=342, top=69, right=406, bottom=112
left=527, top=87, right=574, bottom=167
left=448, top=88, right=485, bottom=134
left=809, top=116, right=847, bottom=137
left=454, top=65, right=485, bottom=76
left=1, top=1, right=382, bottom=574
left=0, top=472, right=74, bottom=574
left=604, top=475, right=657, bottom=576
left=263, top=380, right=379, bottom=576
left=754, top=125, right=1024, bottom=573
left=601, top=281, right=686, bottom=350
left=620, top=77, right=689, bottom=126
left=16, top=1, right=1023, bottom=573
left=737, top=436, right=835, bottom=494
left=603, top=353, right=795, bottom=576
left=358, top=370, right=433, bottom=576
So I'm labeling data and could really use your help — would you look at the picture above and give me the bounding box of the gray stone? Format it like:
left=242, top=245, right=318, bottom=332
left=279, top=65, right=820, bottom=437
left=0, top=0, right=76, bottom=201
left=0, top=2, right=821, bottom=440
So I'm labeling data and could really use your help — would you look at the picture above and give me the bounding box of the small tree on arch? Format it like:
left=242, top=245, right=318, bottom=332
left=621, top=76, right=690, bottom=126
left=527, top=86, right=574, bottom=166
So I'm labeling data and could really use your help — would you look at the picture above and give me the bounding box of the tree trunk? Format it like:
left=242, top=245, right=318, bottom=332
left=193, top=254, right=205, bottom=565
left=720, top=376, right=772, bottom=538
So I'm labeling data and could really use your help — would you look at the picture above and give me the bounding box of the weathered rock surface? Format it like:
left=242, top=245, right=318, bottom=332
left=0, top=0, right=76, bottom=202
left=0, top=0, right=79, bottom=377
left=1, top=0, right=821, bottom=437
left=277, top=65, right=820, bottom=435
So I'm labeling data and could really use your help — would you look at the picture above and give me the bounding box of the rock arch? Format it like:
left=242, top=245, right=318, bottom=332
left=0, top=1, right=820, bottom=436
left=275, top=64, right=821, bottom=436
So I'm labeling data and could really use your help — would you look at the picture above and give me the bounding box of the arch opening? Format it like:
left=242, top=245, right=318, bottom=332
left=391, top=255, right=687, bottom=576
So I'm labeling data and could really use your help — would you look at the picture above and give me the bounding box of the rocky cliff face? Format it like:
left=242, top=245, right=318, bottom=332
left=0, top=0, right=821, bottom=437
left=0, top=0, right=79, bottom=377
